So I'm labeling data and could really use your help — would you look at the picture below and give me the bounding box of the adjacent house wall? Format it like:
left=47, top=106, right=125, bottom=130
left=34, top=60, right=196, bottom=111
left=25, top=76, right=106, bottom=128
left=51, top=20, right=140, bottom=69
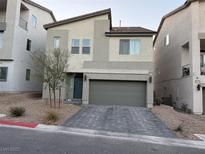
left=154, top=0, right=204, bottom=114
left=154, top=3, right=193, bottom=109
left=0, top=0, right=54, bottom=92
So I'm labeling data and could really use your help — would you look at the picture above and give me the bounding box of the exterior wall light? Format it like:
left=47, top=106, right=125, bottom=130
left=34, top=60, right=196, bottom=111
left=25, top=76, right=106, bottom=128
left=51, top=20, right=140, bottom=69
left=195, top=77, right=201, bottom=91
left=149, top=72, right=152, bottom=83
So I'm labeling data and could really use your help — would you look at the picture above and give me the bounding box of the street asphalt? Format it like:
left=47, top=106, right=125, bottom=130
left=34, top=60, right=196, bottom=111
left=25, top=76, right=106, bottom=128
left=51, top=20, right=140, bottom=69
left=0, top=127, right=204, bottom=154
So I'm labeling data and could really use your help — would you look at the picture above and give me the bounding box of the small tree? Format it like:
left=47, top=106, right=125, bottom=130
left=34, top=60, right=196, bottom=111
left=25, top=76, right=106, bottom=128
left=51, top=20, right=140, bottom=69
left=31, top=49, right=68, bottom=108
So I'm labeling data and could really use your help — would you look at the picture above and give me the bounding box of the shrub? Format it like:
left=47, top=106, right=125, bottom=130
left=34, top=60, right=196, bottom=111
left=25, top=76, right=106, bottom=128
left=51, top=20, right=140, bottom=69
left=174, top=123, right=184, bottom=132
left=180, top=104, right=192, bottom=114
left=43, top=111, right=59, bottom=124
left=154, top=97, right=162, bottom=106
left=10, top=107, right=25, bottom=117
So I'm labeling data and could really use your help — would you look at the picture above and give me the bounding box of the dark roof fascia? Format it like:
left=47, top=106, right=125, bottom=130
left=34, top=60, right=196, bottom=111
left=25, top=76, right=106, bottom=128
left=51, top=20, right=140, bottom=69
left=22, top=0, right=56, bottom=22
left=153, top=0, right=193, bottom=45
left=105, top=32, right=156, bottom=37
left=44, top=8, right=112, bottom=30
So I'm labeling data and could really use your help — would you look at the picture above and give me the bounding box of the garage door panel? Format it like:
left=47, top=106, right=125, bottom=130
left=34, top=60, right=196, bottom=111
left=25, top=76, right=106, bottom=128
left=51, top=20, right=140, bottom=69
left=89, top=80, right=146, bottom=107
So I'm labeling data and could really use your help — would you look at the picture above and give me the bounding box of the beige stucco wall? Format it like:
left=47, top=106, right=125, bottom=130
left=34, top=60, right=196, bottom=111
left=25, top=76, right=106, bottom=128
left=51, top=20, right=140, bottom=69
left=154, top=0, right=205, bottom=114
left=47, top=15, right=109, bottom=72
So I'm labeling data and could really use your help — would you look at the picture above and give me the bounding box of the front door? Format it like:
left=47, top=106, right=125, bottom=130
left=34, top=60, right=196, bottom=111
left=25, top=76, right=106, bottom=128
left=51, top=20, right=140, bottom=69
left=73, top=75, right=83, bottom=99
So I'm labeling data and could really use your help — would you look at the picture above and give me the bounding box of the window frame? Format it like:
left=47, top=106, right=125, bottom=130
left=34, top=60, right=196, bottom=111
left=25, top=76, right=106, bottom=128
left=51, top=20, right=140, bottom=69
left=82, top=39, right=91, bottom=54
left=54, top=36, right=60, bottom=49
left=119, top=39, right=140, bottom=55
left=0, top=67, right=8, bottom=82
left=165, top=34, right=170, bottom=46
left=26, top=39, right=32, bottom=51
left=25, top=69, right=31, bottom=81
left=32, top=15, right=37, bottom=28
left=0, top=32, right=3, bottom=48
left=71, top=39, right=80, bottom=54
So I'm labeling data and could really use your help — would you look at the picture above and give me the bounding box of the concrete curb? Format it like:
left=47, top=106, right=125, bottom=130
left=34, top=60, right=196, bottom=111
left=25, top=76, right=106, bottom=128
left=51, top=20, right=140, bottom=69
left=1, top=124, right=205, bottom=149
left=35, top=124, right=205, bottom=149
left=0, top=120, right=38, bottom=128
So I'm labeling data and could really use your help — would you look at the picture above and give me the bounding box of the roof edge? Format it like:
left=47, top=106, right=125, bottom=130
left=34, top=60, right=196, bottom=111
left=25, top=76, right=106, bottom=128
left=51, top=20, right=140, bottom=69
left=22, top=0, right=56, bottom=22
left=153, top=0, right=193, bottom=45
left=44, top=8, right=112, bottom=30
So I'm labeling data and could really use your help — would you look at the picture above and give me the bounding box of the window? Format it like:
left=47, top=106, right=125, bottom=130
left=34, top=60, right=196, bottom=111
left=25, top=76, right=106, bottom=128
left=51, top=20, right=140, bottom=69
left=0, top=32, right=3, bottom=48
left=0, top=67, right=8, bottom=81
left=54, top=37, right=60, bottom=49
left=26, top=39, right=31, bottom=51
left=32, top=15, right=37, bottom=28
left=25, top=69, right=31, bottom=81
left=165, top=34, right=170, bottom=46
left=82, top=39, right=91, bottom=54
left=71, top=39, right=80, bottom=54
left=119, top=39, right=140, bottom=55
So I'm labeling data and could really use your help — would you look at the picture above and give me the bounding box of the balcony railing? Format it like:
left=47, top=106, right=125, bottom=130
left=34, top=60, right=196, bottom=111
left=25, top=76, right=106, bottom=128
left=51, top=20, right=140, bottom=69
left=182, top=64, right=190, bottom=77
left=19, top=17, right=27, bottom=30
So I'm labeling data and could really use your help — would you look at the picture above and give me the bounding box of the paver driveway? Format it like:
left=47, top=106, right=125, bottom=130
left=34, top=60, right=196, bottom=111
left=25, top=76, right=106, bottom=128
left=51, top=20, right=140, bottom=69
left=63, top=105, right=176, bottom=138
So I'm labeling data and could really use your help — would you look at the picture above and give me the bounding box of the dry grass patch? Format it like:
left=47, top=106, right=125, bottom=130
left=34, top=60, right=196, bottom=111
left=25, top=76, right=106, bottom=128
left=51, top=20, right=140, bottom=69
left=152, top=105, right=205, bottom=140
left=0, top=93, right=81, bottom=125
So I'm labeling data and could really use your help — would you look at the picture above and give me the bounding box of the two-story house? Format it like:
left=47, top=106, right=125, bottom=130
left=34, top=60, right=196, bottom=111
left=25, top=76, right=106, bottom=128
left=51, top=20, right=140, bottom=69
left=0, top=0, right=55, bottom=92
left=43, top=9, right=156, bottom=107
left=154, top=0, right=205, bottom=114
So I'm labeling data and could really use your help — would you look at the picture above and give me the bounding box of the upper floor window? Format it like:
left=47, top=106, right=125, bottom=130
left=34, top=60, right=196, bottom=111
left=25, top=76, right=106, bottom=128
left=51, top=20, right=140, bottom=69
left=82, top=39, right=91, bottom=54
left=32, top=15, right=37, bottom=28
left=119, top=39, right=140, bottom=55
left=0, top=67, right=8, bottom=82
left=0, top=32, right=3, bottom=48
left=25, top=69, right=31, bottom=81
left=71, top=39, right=80, bottom=54
left=54, top=37, right=60, bottom=49
left=26, top=39, right=32, bottom=51
left=164, top=34, right=170, bottom=46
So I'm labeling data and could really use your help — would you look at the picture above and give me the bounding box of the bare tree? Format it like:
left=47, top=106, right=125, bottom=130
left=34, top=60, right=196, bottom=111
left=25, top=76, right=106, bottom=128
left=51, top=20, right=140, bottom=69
left=31, top=49, right=68, bottom=108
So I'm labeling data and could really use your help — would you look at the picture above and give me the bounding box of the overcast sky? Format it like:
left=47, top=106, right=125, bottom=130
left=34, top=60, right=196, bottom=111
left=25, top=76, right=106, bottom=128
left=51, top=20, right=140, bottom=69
left=33, top=0, right=186, bottom=30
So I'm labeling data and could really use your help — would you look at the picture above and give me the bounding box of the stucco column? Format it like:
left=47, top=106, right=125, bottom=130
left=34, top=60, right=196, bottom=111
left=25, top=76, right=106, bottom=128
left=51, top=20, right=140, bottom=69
left=147, top=80, right=153, bottom=108
left=191, top=1, right=203, bottom=114
left=82, top=74, right=89, bottom=105
left=2, top=0, right=21, bottom=59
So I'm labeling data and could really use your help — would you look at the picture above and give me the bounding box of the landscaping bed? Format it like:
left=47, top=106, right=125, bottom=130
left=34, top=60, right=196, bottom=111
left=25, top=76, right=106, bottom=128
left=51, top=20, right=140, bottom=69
left=152, top=105, right=205, bottom=140
left=0, top=93, right=81, bottom=125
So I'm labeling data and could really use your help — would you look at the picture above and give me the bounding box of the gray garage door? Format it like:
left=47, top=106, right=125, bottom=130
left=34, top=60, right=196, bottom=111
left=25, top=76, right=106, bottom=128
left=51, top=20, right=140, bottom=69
left=89, top=80, right=146, bottom=107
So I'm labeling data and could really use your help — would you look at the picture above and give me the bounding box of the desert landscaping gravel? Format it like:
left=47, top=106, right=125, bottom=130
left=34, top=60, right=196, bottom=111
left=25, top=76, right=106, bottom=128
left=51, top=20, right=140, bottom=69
left=152, top=105, right=205, bottom=140
left=0, top=93, right=80, bottom=125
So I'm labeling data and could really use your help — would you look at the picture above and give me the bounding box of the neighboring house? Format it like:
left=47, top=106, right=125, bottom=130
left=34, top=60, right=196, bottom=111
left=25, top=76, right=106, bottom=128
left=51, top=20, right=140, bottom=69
left=154, top=0, right=205, bottom=114
left=43, top=9, right=156, bottom=107
left=0, top=0, right=55, bottom=92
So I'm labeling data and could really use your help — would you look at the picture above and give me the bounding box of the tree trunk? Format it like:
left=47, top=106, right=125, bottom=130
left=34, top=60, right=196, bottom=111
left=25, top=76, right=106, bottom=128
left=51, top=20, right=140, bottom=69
left=48, top=85, right=52, bottom=108
left=59, top=87, right=61, bottom=109
left=53, top=88, right=56, bottom=108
